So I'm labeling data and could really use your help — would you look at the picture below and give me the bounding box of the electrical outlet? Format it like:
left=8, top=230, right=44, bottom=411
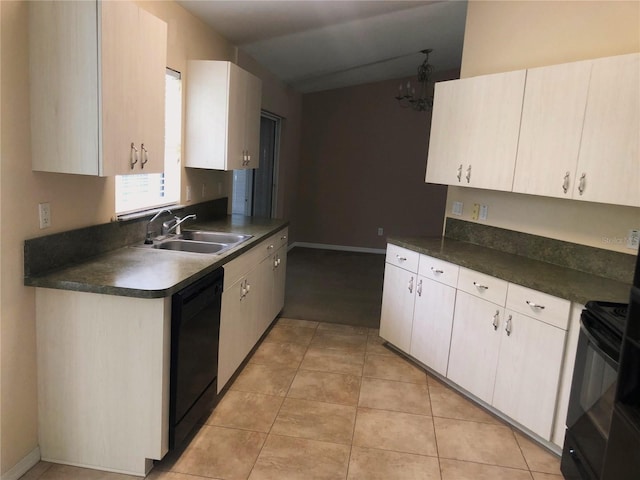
left=452, top=201, right=463, bottom=216
left=628, top=229, right=640, bottom=249
left=377, top=227, right=384, bottom=236
left=39, top=202, right=51, bottom=229
left=186, top=186, right=192, bottom=202
left=472, top=203, right=480, bottom=220
left=479, top=205, right=489, bottom=221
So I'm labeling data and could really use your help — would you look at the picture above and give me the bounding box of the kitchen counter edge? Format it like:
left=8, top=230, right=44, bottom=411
left=24, top=218, right=289, bottom=299
left=387, top=236, right=632, bottom=305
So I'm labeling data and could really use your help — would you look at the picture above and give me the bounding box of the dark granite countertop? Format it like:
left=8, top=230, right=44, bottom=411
left=388, top=236, right=632, bottom=305
left=24, top=216, right=288, bottom=299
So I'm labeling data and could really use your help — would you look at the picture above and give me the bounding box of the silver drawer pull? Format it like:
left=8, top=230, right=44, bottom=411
left=473, top=281, right=489, bottom=290
left=396, top=255, right=407, bottom=261
left=431, top=267, right=444, bottom=274
left=526, top=300, right=545, bottom=310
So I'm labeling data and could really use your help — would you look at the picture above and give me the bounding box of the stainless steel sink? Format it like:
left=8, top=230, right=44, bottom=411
left=181, top=231, right=252, bottom=244
left=135, top=230, right=253, bottom=255
left=153, top=240, right=230, bottom=254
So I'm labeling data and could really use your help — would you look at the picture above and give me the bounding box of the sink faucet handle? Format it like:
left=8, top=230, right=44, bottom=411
left=145, top=208, right=173, bottom=244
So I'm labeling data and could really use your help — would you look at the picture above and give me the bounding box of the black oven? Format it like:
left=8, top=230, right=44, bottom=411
left=601, top=253, right=640, bottom=480
left=561, top=301, right=627, bottom=479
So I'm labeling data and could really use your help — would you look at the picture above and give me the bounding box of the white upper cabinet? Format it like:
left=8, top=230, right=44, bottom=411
left=425, top=70, right=526, bottom=191
left=512, top=60, right=592, bottom=198
left=574, top=53, right=639, bottom=207
left=428, top=53, right=639, bottom=208
left=185, top=61, right=262, bottom=171
left=29, top=0, right=167, bottom=176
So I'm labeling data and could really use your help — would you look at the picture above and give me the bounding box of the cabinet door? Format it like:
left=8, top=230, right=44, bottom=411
left=410, top=276, right=456, bottom=376
left=447, top=291, right=503, bottom=404
left=574, top=53, right=640, bottom=207
left=273, top=247, right=287, bottom=320
left=513, top=60, right=592, bottom=198
left=379, top=263, right=416, bottom=353
left=493, top=310, right=566, bottom=439
left=136, top=6, right=167, bottom=175
left=244, top=71, right=262, bottom=169
left=426, top=70, right=525, bottom=191
left=99, top=0, right=141, bottom=176
left=30, top=1, right=101, bottom=175
left=219, top=276, right=249, bottom=392
left=226, top=64, right=248, bottom=170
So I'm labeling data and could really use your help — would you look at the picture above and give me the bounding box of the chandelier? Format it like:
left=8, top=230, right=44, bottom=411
left=395, top=49, right=434, bottom=111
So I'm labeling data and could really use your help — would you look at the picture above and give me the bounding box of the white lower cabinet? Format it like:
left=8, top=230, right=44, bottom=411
left=447, top=291, right=504, bottom=404
left=410, top=276, right=456, bottom=376
left=36, top=289, right=170, bottom=476
left=380, top=262, right=417, bottom=352
left=218, top=228, right=288, bottom=392
left=219, top=268, right=259, bottom=391
left=380, top=243, right=575, bottom=445
left=492, top=310, right=566, bottom=438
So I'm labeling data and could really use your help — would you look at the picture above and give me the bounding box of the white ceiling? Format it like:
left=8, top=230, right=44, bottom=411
left=176, top=0, right=468, bottom=93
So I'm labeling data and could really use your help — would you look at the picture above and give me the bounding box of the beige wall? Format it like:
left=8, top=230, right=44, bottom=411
left=447, top=0, right=640, bottom=255
left=0, top=1, right=301, bottom=474
left=296, top=72, right=456, bottom=249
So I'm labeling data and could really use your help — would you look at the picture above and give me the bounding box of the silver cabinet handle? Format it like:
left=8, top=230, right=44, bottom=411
left=130, top=142, right=139, bottom=169
left=492, top=310, right=499, bottom=330
left=267, top=244, right=274, bottom=250
left=465, top=165, right=472, bottom=183
left=140, top=143, right=149, bottom=169
left=578, top=172, right=586, bottom=195
left=281, top=235, right=287, bottom=241
left=417, top=279, right=423, bottom=297
left=562, top=171, right=570, bottom=194
left=431, top=267, right=444, bottom=274
left=505, top=314, right=512, bottom=336
left=473, top=281, right=489, bottom=290
left=408, top=276, right=414, bottom=294
left=396, top=254, right=407, bottom=262
left=456, top=164, right=463, bottom=182
left=526, top=300, right=545, bottom=310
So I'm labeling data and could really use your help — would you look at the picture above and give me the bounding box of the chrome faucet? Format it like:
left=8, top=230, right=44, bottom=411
left=144, top=208, right=172, bottom=244
left=163, top=214, right=197, bottom=236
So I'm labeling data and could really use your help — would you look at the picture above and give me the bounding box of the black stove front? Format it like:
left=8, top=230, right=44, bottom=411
left=561, top=301, right=626, bottom=480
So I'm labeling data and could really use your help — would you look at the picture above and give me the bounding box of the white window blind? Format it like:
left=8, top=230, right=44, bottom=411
left=115, top=69, right=182, bottom=214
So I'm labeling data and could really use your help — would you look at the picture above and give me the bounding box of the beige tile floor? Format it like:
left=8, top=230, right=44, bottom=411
left=21, top=317, right=564, bottom=480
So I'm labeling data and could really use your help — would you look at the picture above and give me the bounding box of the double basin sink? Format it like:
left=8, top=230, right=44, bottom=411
left=142, top=231, right=253, bottom=255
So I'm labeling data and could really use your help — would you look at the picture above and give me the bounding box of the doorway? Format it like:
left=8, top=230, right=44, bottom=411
left=232, top=112, right=281, bottom=218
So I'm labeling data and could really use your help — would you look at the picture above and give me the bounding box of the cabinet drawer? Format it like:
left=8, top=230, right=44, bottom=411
left=457, top=267, right=508, bottom=306
left=276, top=228, right=289, bottom=249
left=418, top=255, right=459, bottom=287
left=506, top=283, right=570, bottom=330
left=386, top=244, right=419, bottom=273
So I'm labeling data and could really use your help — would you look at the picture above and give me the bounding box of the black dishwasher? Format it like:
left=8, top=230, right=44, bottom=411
left=169, top=268, right=223, bottom=449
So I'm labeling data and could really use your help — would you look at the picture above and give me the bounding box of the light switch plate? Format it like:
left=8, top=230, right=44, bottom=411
left=452, top=201, right=463, bottom=216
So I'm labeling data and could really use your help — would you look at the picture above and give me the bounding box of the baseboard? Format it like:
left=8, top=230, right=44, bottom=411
left=1, top=447, right=40, bottom=480
left=289, top=242, right=385, bottom=255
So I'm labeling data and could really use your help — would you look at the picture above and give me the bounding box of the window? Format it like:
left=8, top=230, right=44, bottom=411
left=115, top=69, right=182, bottom=214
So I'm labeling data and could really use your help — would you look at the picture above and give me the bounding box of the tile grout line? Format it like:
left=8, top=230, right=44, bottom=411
left=242, top=316, right=317, bottom=480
